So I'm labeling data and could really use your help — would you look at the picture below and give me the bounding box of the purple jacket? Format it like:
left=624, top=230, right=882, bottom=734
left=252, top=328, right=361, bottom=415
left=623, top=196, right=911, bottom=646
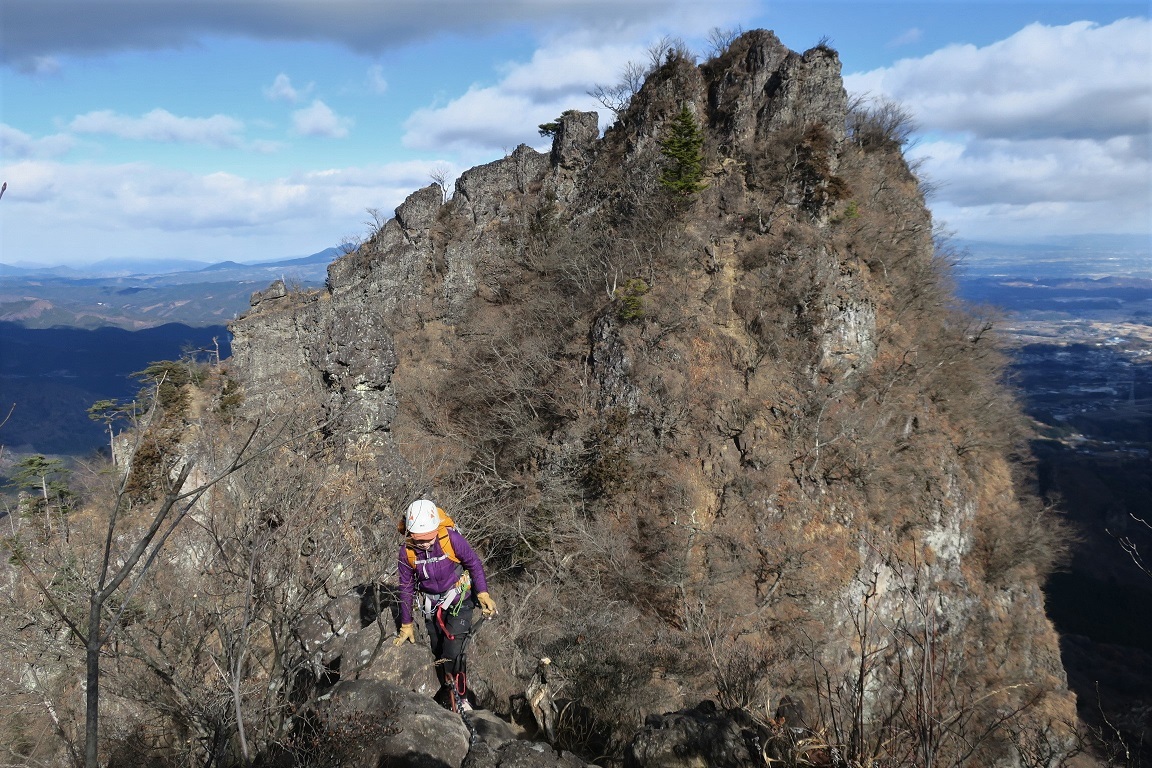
left=397, top=528, right=489, bottom=625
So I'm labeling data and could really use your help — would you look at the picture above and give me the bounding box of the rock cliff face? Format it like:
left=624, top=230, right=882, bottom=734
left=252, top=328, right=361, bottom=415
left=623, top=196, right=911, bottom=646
left=231, top=30, right=1075, bottom=765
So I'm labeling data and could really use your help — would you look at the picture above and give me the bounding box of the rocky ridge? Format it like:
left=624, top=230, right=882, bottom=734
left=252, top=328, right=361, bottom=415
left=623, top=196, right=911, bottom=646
left=231, top=30, right=1076, bottom=766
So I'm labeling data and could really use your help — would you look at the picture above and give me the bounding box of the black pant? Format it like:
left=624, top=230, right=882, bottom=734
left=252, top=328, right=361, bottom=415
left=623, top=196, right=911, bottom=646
left=424, top=597, right=474, bottom=690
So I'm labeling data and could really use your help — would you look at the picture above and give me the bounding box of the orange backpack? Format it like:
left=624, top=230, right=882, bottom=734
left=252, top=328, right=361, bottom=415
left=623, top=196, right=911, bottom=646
left=398, top=506, right=460, bottom=568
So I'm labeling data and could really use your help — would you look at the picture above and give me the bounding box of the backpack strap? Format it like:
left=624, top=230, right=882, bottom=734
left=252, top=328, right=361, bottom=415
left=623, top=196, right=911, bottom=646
left=404, top=526, right=460, bottom=568
left=439, top=527, right=459, bottom=562
left=401, top=506, right=461, bottom=568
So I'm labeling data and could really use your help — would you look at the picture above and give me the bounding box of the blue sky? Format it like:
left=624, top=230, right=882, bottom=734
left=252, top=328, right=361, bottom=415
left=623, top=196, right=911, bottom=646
left=1, top=0, right=1149, bottom=268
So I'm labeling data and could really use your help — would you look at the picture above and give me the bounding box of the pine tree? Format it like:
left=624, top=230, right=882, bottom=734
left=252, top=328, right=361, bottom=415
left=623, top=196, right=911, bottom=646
left=10, top=454, right=73, bottom=533
left=658, top=104, right=707, bottom=195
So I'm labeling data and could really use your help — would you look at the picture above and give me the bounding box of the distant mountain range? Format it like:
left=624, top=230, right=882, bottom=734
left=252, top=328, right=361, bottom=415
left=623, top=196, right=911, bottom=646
left=0, top=246, right=343, bottom=330
left=0, top=247, right=343, bottom=455
left=0, top=246, right=343, bottom=279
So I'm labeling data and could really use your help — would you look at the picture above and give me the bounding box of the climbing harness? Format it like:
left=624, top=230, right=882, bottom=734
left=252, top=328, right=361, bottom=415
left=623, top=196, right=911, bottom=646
left=419, top=571, right=472, bottom=622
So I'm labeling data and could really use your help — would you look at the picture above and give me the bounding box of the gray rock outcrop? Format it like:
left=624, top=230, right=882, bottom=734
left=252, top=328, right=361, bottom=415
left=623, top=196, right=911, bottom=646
left=316, top=680, right=470, bottom=767
left=625, top=701, right=763, bottom=768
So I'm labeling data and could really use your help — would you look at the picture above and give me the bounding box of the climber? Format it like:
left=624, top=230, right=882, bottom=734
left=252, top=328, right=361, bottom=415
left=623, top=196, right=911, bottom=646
left=393, top=499, right=497, bottom=713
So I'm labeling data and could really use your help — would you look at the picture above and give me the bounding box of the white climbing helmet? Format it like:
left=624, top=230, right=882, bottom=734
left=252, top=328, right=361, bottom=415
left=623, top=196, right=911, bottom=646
left=405, top=499, right=439, bottom=535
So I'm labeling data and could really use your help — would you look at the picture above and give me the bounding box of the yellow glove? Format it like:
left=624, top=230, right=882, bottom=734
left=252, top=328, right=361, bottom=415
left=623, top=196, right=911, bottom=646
left=394, top=623, right=415, bottom=646
left=477, top=591, right=497, bottom=618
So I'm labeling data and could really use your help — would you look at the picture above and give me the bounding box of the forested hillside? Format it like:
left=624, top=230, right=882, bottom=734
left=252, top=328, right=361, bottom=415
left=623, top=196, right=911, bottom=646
left=0, top=322, right=229, bottom=454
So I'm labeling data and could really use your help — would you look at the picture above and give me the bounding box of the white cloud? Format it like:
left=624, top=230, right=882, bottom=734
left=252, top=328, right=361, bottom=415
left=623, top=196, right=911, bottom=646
left=0, top=158, right=461, bottom=263
left=927, top=197, right=1150, bottom=242
left=367, top=64, right=388, bottom=95
left=69, top=108, right=245, bottom=147
left=249, top=138, right=288, bottom=154
left=395, top=0, right=746, bottom=159
left=911, top=134, right=1151, bottom=239
left=912, top=136, right=1150, bottom=207
left=499, top=41, right=643, bottom=100
left=402, top=38, right=644, bottom=156
left=0, top=123, right=75, bottom=159
left=846, top=18, right=1152, bottom=141
left=846, top=18, right=1152, bottom=241
left=265, top=73, right=310, bottom=103
left=292, top=100, right=352, bottom=138
left=0, top=159, right=62, bottom=204
left=404, top=86, right=595, bottom=157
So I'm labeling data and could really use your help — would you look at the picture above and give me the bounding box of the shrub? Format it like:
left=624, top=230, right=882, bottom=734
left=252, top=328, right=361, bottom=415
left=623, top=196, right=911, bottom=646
left=847, top=95, right=917, bottom=152
left=614, top=278, right=650, bottom=321
left=582, top=408, right=634, bottom=498
left=794, top=124, right=849, bottom=215
left=217, top=375, right=244, bottom=416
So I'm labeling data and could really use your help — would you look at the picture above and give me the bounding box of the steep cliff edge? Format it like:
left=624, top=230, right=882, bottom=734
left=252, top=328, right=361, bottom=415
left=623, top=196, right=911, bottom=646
left=231, top=31, right=1075, bottom=764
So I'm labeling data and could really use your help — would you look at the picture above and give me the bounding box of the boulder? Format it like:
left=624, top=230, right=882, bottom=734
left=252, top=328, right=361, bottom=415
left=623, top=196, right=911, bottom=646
left=623, top=700, right=763, bottom=768
left=466, top=709, right=523, bottom=751
left=295, top=593, right=370, bottom=666
left=463, top=740, right=594, bottom=768
left=343, top=621, right=440, bottom=696
left=315, top=679, right=470, bottom=767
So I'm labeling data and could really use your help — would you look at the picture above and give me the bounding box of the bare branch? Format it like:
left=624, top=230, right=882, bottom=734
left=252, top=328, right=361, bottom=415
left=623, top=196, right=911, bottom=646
left=705, top=26, right=743, bottom=59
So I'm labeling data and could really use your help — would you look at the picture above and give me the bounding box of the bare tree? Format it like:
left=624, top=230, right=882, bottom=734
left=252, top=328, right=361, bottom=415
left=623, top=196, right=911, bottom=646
left=646, top=35, right=693, bottom=69
left=197, top=438, right=367, bottom=765
left=9, top=379, right=310, bottom=768
left=847, top=94, right=918, bottom=150
left=705, top=26, right=743, bottom=59
left=807, top=541, right=1052, bottom=768
left=588, top=60, right=648, bottom=118
left=338, top=234, right=362, bottom=256
left=429, top=164, right=453, bottom=203
left=363, top=207, right=389, bottom=239
left=107, top=433, right=363, bottom=766
left=1112, top=513, right=1152, bottom=579
left=587, top=37, right=691, bottom=119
